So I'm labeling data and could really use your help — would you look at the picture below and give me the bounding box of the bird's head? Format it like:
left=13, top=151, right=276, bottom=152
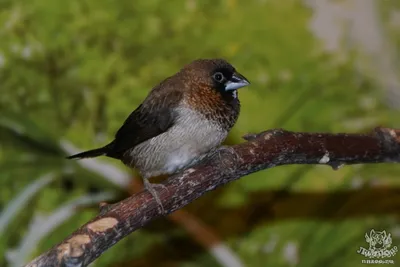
left=180, top=58, right=250, bottom=100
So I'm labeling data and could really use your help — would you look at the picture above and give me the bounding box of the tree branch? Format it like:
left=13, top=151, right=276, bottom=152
left=25, top=127, right=400, bottom=267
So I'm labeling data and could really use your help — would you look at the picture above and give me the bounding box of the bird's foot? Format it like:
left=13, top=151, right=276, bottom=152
left=218, top=145, right=240, bottom=161
left=143, top=179, right=168, bottom=214
left=216, top=146, right=241, bottom=171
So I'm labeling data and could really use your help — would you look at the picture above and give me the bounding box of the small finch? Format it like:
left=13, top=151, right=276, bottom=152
left=67, top=59, right=250, bottom=212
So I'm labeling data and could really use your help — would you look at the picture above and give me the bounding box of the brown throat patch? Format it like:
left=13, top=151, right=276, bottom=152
left=184, top=83, right=240, bottom=130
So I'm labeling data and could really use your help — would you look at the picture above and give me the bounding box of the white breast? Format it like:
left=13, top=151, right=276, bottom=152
left=130, top=107, right=228, bottom=178
left=165, top=147, right=194, bottom=173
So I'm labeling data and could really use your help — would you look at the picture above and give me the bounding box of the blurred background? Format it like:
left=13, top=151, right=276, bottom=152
left=1, top=0, right=400, bottom=266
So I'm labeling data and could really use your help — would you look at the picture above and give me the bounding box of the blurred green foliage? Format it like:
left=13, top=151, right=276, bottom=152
left=0, top=0, right=400, bottom=266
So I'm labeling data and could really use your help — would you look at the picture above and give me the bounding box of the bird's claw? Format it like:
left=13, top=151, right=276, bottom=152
left=143, top=179, right=168, bottom=214
left=219, top=145, right=240, bottom=160
left=215, top=146, right=241, bottom=172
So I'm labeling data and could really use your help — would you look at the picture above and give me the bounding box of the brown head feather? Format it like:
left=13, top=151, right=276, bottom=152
left=175, top=59, right=242, bottom=129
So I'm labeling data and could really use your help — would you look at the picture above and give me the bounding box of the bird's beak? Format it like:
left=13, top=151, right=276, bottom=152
left=225, top=72, right=250, bottom=91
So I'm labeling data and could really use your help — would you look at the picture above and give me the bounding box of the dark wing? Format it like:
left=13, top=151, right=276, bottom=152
left=106, top=89, right=183, bottom=158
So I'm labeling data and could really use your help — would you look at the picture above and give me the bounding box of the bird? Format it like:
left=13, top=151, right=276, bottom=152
left=67, top=58, right=250, bottom=213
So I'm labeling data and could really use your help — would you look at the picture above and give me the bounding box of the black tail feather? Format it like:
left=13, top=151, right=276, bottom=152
left=66, top=143, right=113, bottom=160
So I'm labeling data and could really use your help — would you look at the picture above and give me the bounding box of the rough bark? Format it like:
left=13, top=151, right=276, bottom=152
left=25, top=127, right=400, bottom=267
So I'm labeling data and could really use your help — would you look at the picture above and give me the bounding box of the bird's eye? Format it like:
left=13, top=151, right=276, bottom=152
left=213, top=72, right=225, bottom=83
